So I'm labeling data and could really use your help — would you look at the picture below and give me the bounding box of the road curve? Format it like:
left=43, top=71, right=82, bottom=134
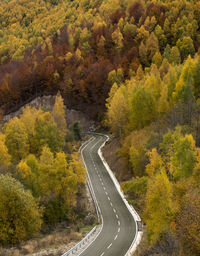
left=80, top=134, right=136, bottom=256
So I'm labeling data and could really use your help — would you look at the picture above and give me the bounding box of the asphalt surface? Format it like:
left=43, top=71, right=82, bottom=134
left=80, top=134, right=136, bottom=256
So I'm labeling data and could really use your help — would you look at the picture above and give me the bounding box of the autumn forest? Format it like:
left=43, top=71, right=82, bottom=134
left=0, top=0, right=200, bottom=255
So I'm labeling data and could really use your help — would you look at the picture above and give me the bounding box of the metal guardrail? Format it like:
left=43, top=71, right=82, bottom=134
left=61, top=226, right=97, bottom=256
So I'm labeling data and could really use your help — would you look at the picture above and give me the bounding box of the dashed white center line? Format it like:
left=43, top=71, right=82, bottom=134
left=107, top=243, right=112, bottom=249
left=113, top=208, right=116, bottom=213
left=103, top=186, right=106, bottom=190
left=114, top=234, right=118, bottom=240
left=110, top=202, right=113, bottom=207
left=116, top=214, right=119, bottom=219
left=118, top=220, right=120, bottom=226
left=100, top=253, right=105, bottom=256
left=118, top=227, right=120, bottom=233
left=108, top=196, right=110, bottom=201
left=105, top=191, right=108, bottom=195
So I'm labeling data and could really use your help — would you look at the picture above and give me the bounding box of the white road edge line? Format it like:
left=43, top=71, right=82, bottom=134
left=94, top=132, right=143, bottom=256
left=107, top=243, right=112, bottom=249
left=72, top=133, right=142, bottom=256
left=78, top=136, right=104, bottom=256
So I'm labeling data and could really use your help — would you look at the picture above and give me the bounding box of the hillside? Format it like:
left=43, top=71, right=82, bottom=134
left=1, top=0, right=200, bottom=119
left=0, top=0, right=74, bottom=61
left=0, top=0, right=200, bottom=255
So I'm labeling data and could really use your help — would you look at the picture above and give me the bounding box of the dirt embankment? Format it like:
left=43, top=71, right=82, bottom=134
left=101, top=136, right=131, bottom=182
left=3, top=95, right=96, bottom=132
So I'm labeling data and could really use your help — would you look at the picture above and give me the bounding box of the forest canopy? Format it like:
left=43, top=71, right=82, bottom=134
left=1, top=0, right=200, bottom=119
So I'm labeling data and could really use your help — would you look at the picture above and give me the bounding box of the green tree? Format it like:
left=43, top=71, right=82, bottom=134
left=163, top=44, right=171, bottom=61
left=193, top=56, right=200, bottom=98
left=139, top=41, right=148, bottom=66
left=129, top=86, right=156, bottom=130
left=146, top=32, right=159, bottom=61
left=176, top=36, right=195, bottom=60
left=72, top=121, right=82, bottom=141
left=173, top=57, right=195, bottom=104
left=171, top=134, right=196, bottom=180
left=0, top=174, right=42, bottom=245
left=108, top=69, right=123, bottom=86
left=123, top=23, right=137, bottom=38
left=152, top=51, right=162, bottom=68
left=169, top=46, right=181, bottom=65
left=154, top=25, right=166, bottom=51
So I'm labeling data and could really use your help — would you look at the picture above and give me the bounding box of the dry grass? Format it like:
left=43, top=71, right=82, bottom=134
left=0, top=225, right=94, bottom=256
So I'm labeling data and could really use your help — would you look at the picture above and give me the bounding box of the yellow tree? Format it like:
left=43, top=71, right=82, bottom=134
left=106, top=84, right=128, bottom=136
left=52, top=92, right=67, bottom=138
left=0, top=174, right=42, bottom=245
left=17, top=154, right=40, bottom=197
left=146, top=148, right=164, bottom=177
left=0, top=133, right=11, bottom=170
left=105, top=82, right=118, bottom=109
left=145, top=170, right=175, bottom=245
left=4, top=117, right=29, bottom=161
left=39, top=145, right=54, bottom=195
left=53, top=152, right=78, bottom=209
left=112, top=27, right=123, bottom=52
left=20, top=106, right=38, bottom=137
left=158, top=83, right=169, bottom=116
left=69, top=153, right=86, bottom=186
left=20, top=106, right=38, bottom=152
left=34, top=110, right=64, bottom=154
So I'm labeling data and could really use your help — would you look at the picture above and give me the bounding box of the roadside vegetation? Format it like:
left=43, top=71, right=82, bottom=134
left=0, top=93, right=87, bottom=247
left=106, top=41, right=200, bottom=256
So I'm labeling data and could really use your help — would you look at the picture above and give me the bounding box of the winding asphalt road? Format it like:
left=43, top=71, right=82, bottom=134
left=80, top=134, right=136, bottom=256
